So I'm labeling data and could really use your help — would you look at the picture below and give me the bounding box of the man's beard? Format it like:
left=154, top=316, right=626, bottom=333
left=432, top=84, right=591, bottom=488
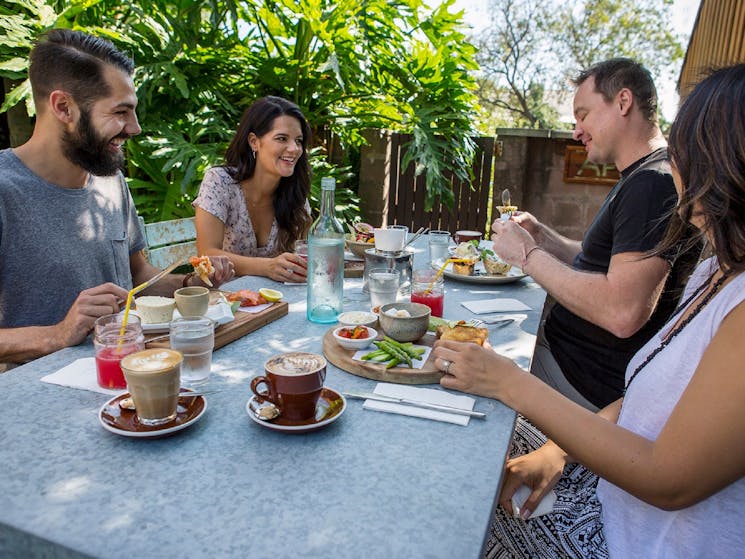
left=62, top=108, right=128, bottom=176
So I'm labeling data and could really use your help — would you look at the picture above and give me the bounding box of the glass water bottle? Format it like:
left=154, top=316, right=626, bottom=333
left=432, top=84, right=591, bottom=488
left=307, top=177, right=345, bottom=323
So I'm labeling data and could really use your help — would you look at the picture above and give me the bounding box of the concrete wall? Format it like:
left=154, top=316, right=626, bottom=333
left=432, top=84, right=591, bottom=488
left=496, top=129, right=612, bottom=241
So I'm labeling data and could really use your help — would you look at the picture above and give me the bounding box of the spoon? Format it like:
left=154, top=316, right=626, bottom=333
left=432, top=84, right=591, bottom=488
left=248, top=397, right=281, bottom=421
left=501, top=188, right=511, bottom=207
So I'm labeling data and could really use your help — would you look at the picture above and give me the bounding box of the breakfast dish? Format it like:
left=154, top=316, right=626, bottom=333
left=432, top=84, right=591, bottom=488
left=432, top=258, right=527, bottom=285
left=225, top=289, right=268, bottom=307
left=189, top=255, right=215, bottom=287
left=435, top=324, right=489, bottom=346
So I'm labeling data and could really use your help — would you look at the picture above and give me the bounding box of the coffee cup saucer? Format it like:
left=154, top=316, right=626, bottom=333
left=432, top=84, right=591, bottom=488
left=98, top=389, right=207, bottom=438
left=245, top=387, right=346, bottom=434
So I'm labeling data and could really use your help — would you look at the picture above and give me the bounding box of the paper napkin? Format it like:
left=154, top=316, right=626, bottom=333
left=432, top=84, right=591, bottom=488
left=41, top=357, right=122, bottom=396
left=236, top=302, right=273, bottom=314
left=362, top=382, right=476, bottom=426
left=511, top=484, right=557, bottom=519
left=461, top=298, right=531, bottom=314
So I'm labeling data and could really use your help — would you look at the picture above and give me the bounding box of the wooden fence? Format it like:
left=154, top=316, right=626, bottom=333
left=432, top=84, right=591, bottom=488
left=385, top=134, right=496, bottom=235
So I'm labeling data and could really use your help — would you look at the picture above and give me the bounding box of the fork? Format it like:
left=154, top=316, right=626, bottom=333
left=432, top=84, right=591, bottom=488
left=470, top=318, right=514, bottom=328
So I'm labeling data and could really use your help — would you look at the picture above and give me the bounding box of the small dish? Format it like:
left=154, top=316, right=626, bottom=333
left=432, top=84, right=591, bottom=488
left=332, top=326, right=376, bottom=350
left=378, top=302, right=431, bottom=342
left=245, top=387, right=346, bottom=434
left=338, top=311, right=378, bottom=328
left=99, top=390, right=207, bottom=438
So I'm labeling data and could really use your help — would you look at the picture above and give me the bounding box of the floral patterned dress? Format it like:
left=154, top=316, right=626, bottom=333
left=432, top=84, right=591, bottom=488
left=193, top=166, right=280, bottom=257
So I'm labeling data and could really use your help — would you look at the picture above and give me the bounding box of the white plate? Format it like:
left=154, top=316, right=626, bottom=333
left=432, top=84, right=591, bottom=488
left=432, top=258, right=527, bottom=284
left=123, top=301, right=234, bottom=333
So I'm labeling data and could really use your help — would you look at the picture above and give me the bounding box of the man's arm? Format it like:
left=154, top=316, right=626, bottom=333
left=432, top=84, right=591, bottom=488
left=0, top=283, right=129, bottom=363
left=524, top=247, right=669, bottom=338
left=128, top=250, right=235, bottom=297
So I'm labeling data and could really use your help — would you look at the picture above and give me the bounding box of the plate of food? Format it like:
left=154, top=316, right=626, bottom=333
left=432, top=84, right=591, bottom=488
left=432, top=252, right=527, bottom=285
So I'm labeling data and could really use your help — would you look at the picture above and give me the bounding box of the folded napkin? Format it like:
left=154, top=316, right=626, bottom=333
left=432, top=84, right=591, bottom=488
left=362, top=382, right=476, bottom=426
left=40, top=357, right=122, bottom=396
left=461, top=298, right=531, bottom=314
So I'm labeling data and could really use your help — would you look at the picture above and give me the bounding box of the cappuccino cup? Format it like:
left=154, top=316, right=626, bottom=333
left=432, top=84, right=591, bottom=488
left=174, top=286, right=210, bottom=317
left=454, top=230, right=483, bottom=244
left=250, top=352, right=326, bottom=421
left=121, top=349, right=182, bottom=426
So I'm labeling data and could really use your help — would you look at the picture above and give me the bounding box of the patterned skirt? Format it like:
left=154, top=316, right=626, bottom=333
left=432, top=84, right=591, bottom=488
left=484, top=417, right=608, bottom=559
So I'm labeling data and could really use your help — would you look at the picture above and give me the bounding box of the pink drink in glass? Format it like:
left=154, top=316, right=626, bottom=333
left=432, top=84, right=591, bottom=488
left=411, top=290, right=444, bottom=317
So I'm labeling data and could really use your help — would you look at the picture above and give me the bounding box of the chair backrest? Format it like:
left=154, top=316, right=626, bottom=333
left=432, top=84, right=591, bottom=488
left=139, top=216, right=197, bottom=269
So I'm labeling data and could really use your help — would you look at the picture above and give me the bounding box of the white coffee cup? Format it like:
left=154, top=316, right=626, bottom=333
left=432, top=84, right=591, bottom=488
left=374, top=227, right=406, bottom=253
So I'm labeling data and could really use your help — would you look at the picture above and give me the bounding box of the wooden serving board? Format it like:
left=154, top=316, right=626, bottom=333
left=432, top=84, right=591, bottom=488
left=322, top=328, right=443, bottom=384
left=146, top=301, right=289, bottom=351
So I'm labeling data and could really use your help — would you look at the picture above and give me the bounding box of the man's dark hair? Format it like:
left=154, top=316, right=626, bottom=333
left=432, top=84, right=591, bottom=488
left=573, top=58, right=658, bottom=123
left=29, top=29, right=134, bottom=110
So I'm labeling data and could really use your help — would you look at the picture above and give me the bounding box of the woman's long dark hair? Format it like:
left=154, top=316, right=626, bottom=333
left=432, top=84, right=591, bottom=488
left=224, top=96, right=312, bottom=254
left=656, top=64, right=745, bottom=274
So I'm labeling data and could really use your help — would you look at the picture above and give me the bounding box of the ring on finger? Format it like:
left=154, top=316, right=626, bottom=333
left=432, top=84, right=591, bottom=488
left=442, top=359, right=452, bottom=375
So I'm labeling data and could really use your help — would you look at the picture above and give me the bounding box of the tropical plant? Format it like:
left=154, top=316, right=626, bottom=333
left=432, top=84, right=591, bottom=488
left=1, top=0, right=479, bottom=222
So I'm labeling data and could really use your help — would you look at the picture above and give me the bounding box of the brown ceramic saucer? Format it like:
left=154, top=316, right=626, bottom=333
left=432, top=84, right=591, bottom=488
left=245, top=387, right=346, bottom=434
left=98, top=390, right=207, bottom=438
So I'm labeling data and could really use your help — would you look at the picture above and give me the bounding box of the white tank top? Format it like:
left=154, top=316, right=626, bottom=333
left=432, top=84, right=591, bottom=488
left=597, top=257, right=745, bottom=558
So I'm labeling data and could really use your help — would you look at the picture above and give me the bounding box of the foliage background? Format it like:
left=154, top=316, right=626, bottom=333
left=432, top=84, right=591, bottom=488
left=0, top=0, right=479, bottom=222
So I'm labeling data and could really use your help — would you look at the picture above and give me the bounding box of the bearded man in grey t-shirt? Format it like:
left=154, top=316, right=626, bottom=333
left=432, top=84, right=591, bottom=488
left=0, top=29, right=234, bottom=365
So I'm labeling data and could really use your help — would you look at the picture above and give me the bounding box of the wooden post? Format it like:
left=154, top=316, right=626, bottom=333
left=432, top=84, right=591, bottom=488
left=359, top=129, right=390, bottom=227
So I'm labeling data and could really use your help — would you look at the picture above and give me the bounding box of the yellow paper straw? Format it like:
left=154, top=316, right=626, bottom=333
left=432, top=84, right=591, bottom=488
left=424, top=258, right=473, bottom=294
left=117, top=279, right=152, bottom=350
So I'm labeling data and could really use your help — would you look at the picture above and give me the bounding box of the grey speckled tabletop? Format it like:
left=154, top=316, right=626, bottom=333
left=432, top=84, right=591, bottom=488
left=0, top=240, right=546, bottom=559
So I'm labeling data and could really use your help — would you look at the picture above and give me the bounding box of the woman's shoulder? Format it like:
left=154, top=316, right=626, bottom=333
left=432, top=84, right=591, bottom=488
left=202, top=166, right=238, bottom=186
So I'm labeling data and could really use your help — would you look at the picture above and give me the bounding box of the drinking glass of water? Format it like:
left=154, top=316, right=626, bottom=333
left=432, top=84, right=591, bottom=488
left=428, top=230, right=451, bottom=264
left=368, top=268, right=401, bottom=309
left=169, top=316, right=215, bottom=386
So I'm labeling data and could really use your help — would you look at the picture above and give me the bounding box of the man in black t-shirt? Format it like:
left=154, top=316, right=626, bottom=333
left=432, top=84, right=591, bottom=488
left=491, top=59, right=699, bottom=410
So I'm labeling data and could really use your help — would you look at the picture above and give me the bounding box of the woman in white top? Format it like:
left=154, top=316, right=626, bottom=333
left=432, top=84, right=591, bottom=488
left=194, top=96, right=312, bottom=282
left=433, top=64, right=745, bottom=558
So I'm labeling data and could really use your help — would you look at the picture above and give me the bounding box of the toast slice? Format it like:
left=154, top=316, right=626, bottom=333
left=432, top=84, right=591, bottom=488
left=436, top=324, right=489, bottom=345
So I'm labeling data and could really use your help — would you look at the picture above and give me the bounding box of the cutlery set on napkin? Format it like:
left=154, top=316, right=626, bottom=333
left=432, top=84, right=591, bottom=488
left=344, top=382, right=483, bottom=426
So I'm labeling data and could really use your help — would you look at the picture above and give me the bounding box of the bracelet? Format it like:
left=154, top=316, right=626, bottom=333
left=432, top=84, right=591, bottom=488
left=182, top=271, right=195, bottom=287
left=522, top=246, right=542, bottom=269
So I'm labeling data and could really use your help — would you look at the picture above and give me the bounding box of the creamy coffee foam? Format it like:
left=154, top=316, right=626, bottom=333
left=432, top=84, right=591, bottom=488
left=265, top=352, right=326, bottom=376
left=122, top=349, right=182, bottom=373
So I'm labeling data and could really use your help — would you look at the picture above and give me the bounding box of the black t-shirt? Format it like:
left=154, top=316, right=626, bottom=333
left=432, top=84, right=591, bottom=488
left=544, top=148, right=700, bottom=408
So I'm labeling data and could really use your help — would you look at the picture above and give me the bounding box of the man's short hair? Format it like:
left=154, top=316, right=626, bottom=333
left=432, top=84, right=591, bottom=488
left=573, top=58, right=658, bottom=123
left=29, top=29, right=134, bottom=110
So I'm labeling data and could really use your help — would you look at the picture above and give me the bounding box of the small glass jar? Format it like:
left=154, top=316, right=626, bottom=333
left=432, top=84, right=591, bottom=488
left=93, top=314, right=145, bottom=389
left=410, top=269, right=445, bottom=318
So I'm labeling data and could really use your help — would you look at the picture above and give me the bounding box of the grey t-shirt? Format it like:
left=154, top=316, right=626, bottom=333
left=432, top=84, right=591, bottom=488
left=0, top=149, right=146, bottom=328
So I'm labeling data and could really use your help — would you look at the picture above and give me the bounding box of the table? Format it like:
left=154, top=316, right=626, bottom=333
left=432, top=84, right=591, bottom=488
left=0, top=241, right=545, bottom=559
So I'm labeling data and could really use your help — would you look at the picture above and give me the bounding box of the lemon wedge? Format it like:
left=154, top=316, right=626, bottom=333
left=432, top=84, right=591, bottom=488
left=259, top=288, right=283, bottom=302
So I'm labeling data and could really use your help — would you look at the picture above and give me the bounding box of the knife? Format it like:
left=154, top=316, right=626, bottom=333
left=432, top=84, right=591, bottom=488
left=343, top=392, right=486, bottom=419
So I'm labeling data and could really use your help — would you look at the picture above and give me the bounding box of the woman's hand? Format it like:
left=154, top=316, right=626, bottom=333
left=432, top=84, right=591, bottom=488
left=265, top=252, right=307, bottom=283
left=498, top=442, right=568, bottom=519
left=432, top=339, right=523, bottom=399
left=203, top=255, right=235, bottom=288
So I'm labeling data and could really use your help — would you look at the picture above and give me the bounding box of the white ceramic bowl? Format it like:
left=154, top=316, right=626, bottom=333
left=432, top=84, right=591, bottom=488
left=332, top=325, right=377, bottom=350
left=338, top=311, right=378, bottom=328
